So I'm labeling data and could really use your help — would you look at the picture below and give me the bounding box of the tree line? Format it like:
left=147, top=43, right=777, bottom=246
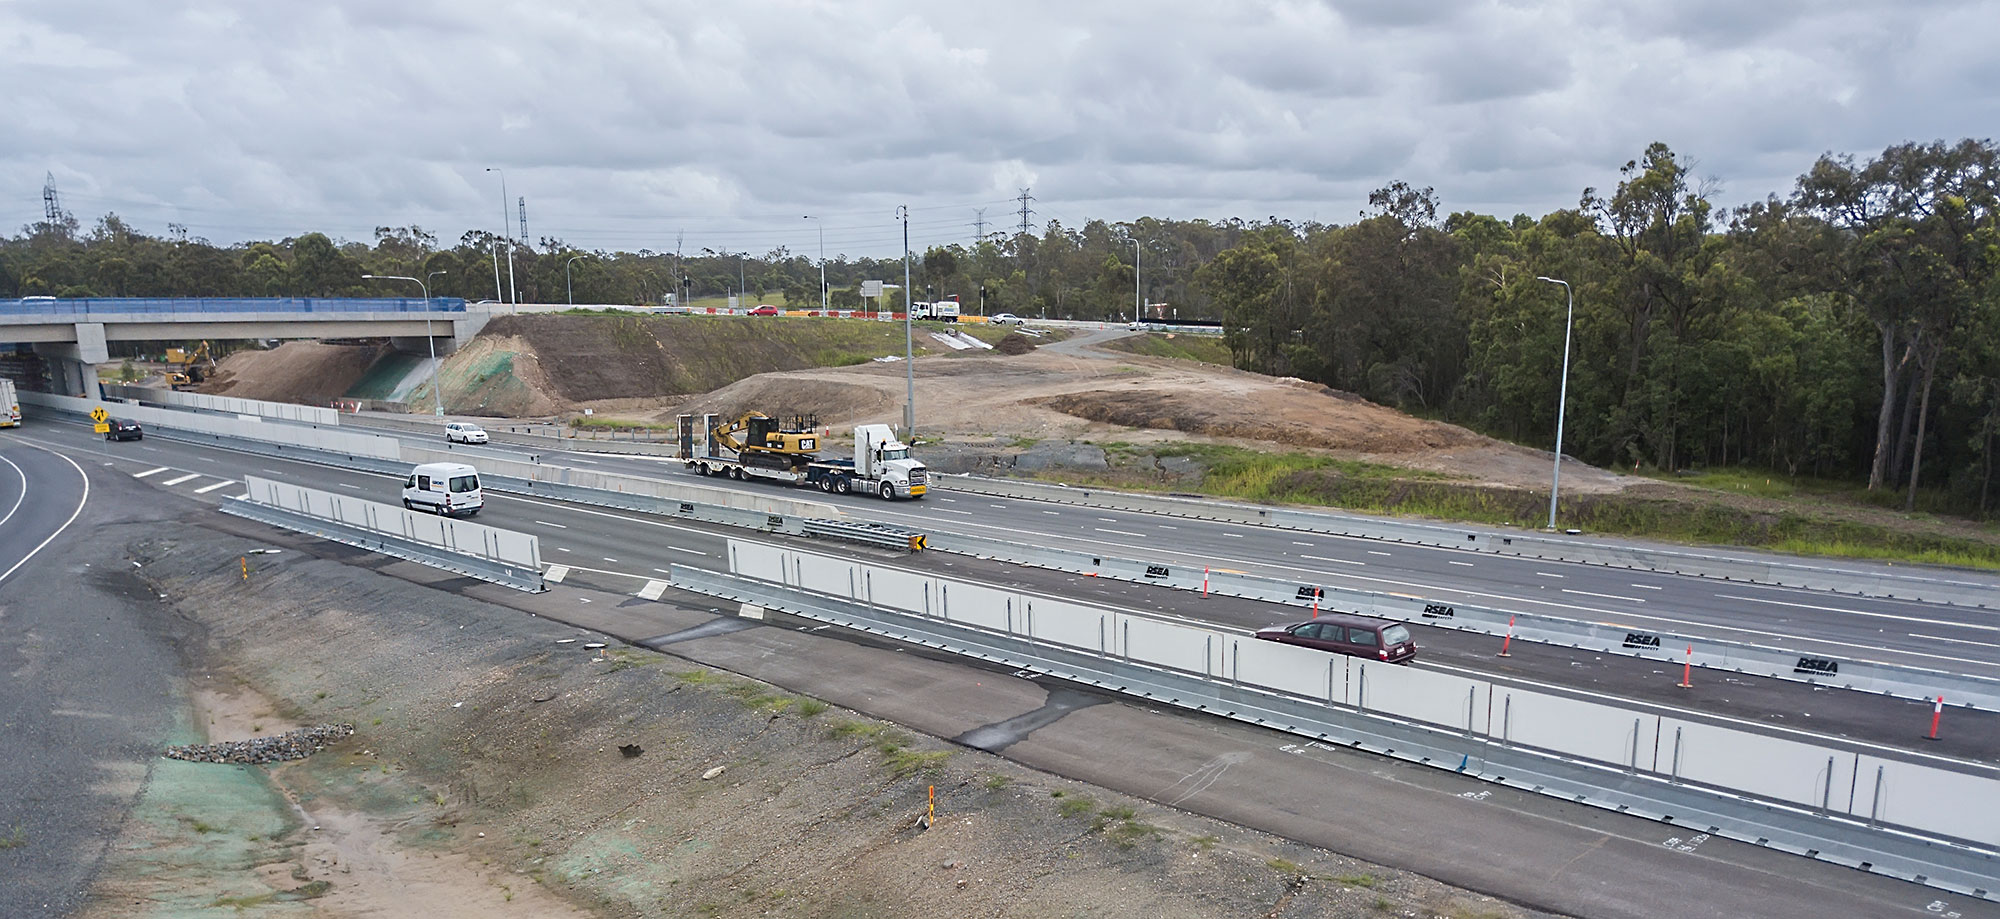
left=3, top=137, right=1994, bottom=514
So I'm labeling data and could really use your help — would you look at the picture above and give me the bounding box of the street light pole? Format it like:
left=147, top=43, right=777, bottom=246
left=363, top=273, right=446, bottom=417
left=1128, top=237, right=1142, bottom=323
left=485, top=167, right=516, bottom=305
left=804, top=216, right=826, bottom=311
left=900, top=205, right=914, bottom=438
left=1535, top=276, right=1575, bottom=530
left=565, top=254, right=590, bottom=306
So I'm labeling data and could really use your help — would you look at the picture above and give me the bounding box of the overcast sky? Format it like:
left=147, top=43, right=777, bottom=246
left=5, top=0, right=1995, bottom=259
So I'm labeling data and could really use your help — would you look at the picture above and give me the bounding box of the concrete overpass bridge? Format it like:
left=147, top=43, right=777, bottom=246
left=0, top=297, right=491, bottom=395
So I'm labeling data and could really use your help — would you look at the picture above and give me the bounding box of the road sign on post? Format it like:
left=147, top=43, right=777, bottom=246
left=89, top=406, right=108, bottom=423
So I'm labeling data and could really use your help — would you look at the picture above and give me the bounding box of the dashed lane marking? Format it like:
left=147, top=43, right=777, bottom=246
left=193, top=479, right=237, bottom=494
left=159, top=473, right=200, bottom=486
left=133, top=466, right=171, bottom=478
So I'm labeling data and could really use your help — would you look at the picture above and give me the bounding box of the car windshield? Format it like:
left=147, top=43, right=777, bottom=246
left=880, top=447, right=908, bottom=461
left=448, top=475, right=479, bottom=493
left=1383, top=625, right=1410, bottom=645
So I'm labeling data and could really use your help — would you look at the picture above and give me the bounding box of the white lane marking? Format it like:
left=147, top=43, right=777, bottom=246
left=654, top=567, right=673, bottom=575
left=159, top=473, right=200, bottom=486
left=938, top=497, right=956, bottom=502
left=603, top=557, right=619, bottom=563
left=534, top=520, right=570, bottom=529
left=1631, top=584, right=1665, bottom=590
left=1535, top=571, right=1566, bottom=578
left=1717, top=593, right=2000, bottom=632
left=1159, top=525, right=1178, bottom=530
left=1301, top=555, right=1366, bottom=566
left=193, top=479, right=238, bottom=494
left=1562, top=588, right=1645, bottom=603
left=1095, top=528, right=1146, bottom=537
left=337, top=482, right=361, bottom=490
left=1367, top=550, right=1392, bottom=557
left=1042, top=510, right=1062, bottom=515
left=0, top=454, right=26, bottom=532
left=1450, top=561, right=1476, bottom=567
left=1099, top=517, right=1117, bottom=522
left=1420, top=661, right=1993, bottom=771
left=1291, top=541, right=1314, bottom=546
left=668, top=546, right=708, bottom=556
left=1225, top=533, right=1244, bottom=538
left=133, top=466, right=171, bottom=478
left=1912, top=633, right=2000, bottom=650
left=991, top=504, right=1007, bottom=509
left=569, top=458, right=599, bottom=465
left=0, top=441, right=90, bottom=586
left=139, top=445, right=159, bottom=452
left=936, top=508, right=975, bottom=515
left=555, top=547, right=572, bottom=552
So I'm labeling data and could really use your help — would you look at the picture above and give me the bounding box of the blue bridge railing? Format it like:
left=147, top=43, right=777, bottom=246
left=0, top=297, right=469, bottom=316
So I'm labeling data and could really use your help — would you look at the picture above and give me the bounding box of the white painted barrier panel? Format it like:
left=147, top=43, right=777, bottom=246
left=863, top=566, right=935, bottom=615
left=1854, top=755, right=2000, bottom=847
left=792, top=551, right=860, bottom=599
left=1234, top=638, right=1344, bottom=702
left=1025, top=598, right=1109, bottom=653
left=1352, top=661, right=1486, bottom=733
left=936, top=579, right=1017, bottom=632
left=729, top=540, right=787, bottom=584
left=237, top=476, right=538, bottom=569
left=1118, top=615, right=1219, bottom=676
left=28, top=391, right=400, bottom=459
left=1661, top=718, right=1839, bottom=808
left=99, top=383, right=340, bottom=425
left=1496, top=687, right=1658, bottom=768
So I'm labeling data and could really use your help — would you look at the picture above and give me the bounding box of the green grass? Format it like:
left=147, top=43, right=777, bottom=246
left=796, top=699, right=829, bottom=717
left=1336, top=873, right=1379, bottom=888
left=0, top=824, right=24, bottom=849
left=1057, top=796, right=1097, bottom=819
left=1034, top=443, right=2000, bottom=569
left=569, top=416, right=674, bottom=431
left=1102, top=331, right=1234, bottom=365
left=1267, top=857, right=1303, bottom=875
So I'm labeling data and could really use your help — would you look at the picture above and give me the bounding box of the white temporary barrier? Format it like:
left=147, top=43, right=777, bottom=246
left=401, top=444, right=837, bottom=518
left=24, top=391, right=399, bottom=458
left=99, top=383, right=340, bottom=425
left=239, top=476, right=540, bottom=571
left=722, top=537, right=2000, bottom=851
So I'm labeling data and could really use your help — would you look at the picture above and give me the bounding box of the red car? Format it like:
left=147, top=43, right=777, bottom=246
left=748, top=305, right=780, bottom=316
left=1254, top=613, right=1417, bottom=664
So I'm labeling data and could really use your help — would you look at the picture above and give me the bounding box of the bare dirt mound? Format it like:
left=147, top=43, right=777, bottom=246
left=1032, top=383, right=1482, bottom=453
left=199, top=342, right=384, bottom=405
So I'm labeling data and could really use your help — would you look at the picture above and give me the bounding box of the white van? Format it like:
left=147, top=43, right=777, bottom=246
left=402, top=462, right=483, bottom=517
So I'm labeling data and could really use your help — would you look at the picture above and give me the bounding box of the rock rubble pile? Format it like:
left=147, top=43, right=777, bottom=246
left=164, top=723, right=355, bottom=764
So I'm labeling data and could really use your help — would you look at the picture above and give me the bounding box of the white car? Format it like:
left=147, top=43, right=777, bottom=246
left=444, top=422, right=489, bottom=444
left=990, top=313, right=1023, bottom=325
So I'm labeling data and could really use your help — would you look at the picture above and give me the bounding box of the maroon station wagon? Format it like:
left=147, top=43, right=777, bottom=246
left=1254, top=613, right=1417, bottom=664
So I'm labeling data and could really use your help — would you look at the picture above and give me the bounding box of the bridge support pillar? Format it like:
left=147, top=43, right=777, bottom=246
left=35, top=342, right=105, bottom=398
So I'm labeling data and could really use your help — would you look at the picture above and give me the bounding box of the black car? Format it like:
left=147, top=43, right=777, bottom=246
left=105, top=418, right=143, bottom=441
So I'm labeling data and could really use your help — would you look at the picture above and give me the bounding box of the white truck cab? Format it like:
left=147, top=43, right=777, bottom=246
left=854, top=423, right=927, bottom=499
left=403, top=462, right=483, bottom=517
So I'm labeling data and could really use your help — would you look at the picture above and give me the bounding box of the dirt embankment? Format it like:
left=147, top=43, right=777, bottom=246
left=81, top=529, right=1547, bottom=919
left=197, top=341, right=386, bottom=405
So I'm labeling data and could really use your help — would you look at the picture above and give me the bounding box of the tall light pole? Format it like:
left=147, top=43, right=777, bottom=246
left=804, top=215, right=826, bottom=311
left=1127, top=237, right=1142, bottom=323
left=899, top=205, right=914, bottom=438
left=565, top=254, right=591, bottom=306
left=1536, top=276, right=1575, bottom=531
left=363, top=273, right=446, bottom=417
left=485, top=167, right=516, bottom=305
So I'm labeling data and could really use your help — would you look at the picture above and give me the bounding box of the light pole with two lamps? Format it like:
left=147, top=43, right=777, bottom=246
left=484, top=167, right=516, bottom=305
left=1535, top=276, right=1576, bottom=531
left=1127, top=237, right=1142, bottom=324
left=362, top=273, right=447, bottom=417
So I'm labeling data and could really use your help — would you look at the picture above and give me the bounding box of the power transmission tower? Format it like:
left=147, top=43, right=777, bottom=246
left=42, top=172, right=63, bottom=223
left=517, top=197, right=529, bottom=245
left=1015, top=188, right=1035, bottom=236
left=972, top=207, right=988, bottom=242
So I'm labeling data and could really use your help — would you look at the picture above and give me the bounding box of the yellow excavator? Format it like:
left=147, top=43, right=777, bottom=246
left=710, top=412, right=821, bottom=469
left=163, top=341, right=214, bottom=390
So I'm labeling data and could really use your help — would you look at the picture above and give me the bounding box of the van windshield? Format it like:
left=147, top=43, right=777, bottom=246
left=1383, top=625, right=1411, bottom=645
left=448, top=475, right=479, bottom=493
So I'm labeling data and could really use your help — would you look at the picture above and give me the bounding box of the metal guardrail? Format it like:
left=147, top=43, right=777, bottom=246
left=933, top=475, right=2000, bottom=608
left=927, top=530, right=2000, bottom=710
left=801, top=518, right=927, bottom=551
left=221, top=498, right=544, bottom=592
left=668, top=566, right=2000, bottom=901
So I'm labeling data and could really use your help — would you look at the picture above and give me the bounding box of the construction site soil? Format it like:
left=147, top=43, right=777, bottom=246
left=74, top=524, right=1552, bottom=919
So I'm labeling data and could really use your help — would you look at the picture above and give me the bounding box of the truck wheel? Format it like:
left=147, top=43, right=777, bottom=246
left=879, top=481, right=895, bottom=500
left=403, top=499, right=413, bottom=510
left=818, top=477, right=833, bottom=493
left=835, top=477, right=851, bottom=495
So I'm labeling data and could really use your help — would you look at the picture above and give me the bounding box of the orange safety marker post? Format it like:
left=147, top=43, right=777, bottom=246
left=1927, top=695, right=1944, bottom=741
left=1678, top=645, right=1694, bottom=688
left=1311, top=591, right=1320, bottom=619
left=240, top=556, right=248, bottom=582
left=1497, top=615, right=1515, bottom=657
left=1202, top=566, right=1210, bottom=598
left=928, top=784, right=936, bottom=825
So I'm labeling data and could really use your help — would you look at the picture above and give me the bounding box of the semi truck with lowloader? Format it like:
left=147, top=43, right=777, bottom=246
left=676, top=412, right=927, bottom=500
